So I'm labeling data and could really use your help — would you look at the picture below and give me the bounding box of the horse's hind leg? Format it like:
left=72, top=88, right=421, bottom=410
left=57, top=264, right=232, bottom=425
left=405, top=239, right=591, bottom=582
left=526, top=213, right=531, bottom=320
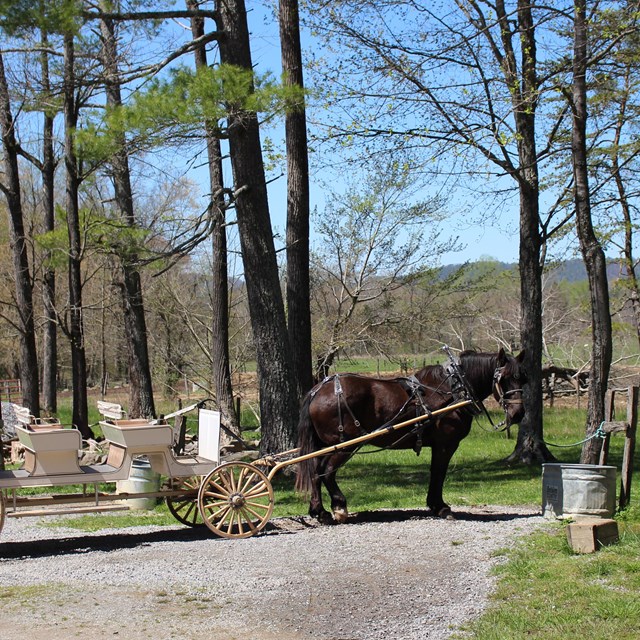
left=321, top=451, right=352, bottom=524
left=308, top=456, right=334, bottom=525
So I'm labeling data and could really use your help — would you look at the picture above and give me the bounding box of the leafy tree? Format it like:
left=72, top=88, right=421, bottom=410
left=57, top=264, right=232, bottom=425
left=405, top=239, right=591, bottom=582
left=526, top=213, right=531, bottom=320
left=570, top=0, right=612, bottom=463
left=97, top=5, right=156, bottom=419
left=304, top=0, right=569, bottom=463
left=187, top=0, right=239, bottom=438
left=0, top=51, right=40, bottom=414
left=311, top=163, right=455, bottom=376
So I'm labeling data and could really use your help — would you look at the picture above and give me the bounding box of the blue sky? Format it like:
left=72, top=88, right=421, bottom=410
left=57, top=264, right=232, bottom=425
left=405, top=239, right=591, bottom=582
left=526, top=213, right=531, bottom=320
left=179, top=1, right=522, bottom=266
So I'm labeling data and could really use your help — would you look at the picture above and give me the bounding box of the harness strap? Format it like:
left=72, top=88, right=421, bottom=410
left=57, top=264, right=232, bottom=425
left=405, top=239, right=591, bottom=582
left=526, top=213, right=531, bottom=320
left=334, top=374, right=362, bottom=442
left=493, top=368, right=523, bottom=408
left=315, top=372, right=442, bottom=451
left=392, top=374, right=437, bottom=454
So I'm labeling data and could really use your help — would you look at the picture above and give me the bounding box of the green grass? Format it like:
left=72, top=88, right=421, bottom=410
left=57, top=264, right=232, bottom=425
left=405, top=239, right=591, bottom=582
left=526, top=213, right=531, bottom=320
left=452, top=511, right=640, bottom=639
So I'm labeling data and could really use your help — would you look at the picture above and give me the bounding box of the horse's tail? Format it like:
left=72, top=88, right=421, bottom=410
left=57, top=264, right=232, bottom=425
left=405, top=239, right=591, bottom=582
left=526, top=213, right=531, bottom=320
left=294, top=392, right=320, bottom=496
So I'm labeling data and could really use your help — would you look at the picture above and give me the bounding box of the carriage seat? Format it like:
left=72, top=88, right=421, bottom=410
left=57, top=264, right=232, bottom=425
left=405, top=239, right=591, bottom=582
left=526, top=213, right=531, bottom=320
left=97, top=400, right=126, bottom=420
left=13, top=404, right=63, bottom=431
left=16, top=425, right=83, bottom=476
left=100, top=419, right=173, bottom=452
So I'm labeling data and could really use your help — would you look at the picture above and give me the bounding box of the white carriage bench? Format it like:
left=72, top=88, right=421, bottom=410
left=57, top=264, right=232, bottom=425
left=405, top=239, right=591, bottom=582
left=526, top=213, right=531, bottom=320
left=0, top=408, right=221, bottom=524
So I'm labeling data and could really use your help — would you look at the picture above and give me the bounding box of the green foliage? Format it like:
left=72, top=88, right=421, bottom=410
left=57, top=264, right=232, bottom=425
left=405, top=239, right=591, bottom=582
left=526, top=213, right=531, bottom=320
left=0, top=0, right=82, bottom=35
left=34, top=203, right=150, bottom=262
left=75, top=64, right=304, bottom=162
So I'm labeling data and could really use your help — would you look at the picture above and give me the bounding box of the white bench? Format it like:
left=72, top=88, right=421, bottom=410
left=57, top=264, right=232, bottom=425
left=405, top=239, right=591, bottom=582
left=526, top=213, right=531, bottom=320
left=97, top=401, right=126, bottom=420
left=16, top=426, right=83, bottom=476
left=13, top=404, right=63, bottom=431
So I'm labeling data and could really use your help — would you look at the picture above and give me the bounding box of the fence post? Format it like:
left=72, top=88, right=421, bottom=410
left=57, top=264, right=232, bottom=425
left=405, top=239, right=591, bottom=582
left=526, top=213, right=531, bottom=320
left=619, top=386, right=638, bottom=510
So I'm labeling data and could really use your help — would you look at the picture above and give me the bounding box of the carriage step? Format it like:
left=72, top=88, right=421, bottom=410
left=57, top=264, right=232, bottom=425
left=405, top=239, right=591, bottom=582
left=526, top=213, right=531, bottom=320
left=6, top=504, right=131, bottom=518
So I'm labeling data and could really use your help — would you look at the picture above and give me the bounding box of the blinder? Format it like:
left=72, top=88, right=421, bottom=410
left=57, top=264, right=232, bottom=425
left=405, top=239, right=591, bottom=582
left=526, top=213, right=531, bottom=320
left=493, top=366, right=524, bottom=410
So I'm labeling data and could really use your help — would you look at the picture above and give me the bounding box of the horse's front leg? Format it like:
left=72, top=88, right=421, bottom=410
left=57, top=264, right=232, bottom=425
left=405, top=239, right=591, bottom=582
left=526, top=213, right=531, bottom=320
left=426, top=443, right=460, bottom=519
left=321, top=451, right=352, bottom=523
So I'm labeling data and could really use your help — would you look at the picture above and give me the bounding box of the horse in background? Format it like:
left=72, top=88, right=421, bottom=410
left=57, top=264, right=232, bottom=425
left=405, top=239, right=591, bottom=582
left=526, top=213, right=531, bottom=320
left=295, top=349, right=526, bottom=523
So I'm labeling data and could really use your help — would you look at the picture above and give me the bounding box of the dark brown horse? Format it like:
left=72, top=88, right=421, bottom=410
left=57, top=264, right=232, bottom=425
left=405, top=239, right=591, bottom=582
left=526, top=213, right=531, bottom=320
left=295, top=349, right=526, bottom=523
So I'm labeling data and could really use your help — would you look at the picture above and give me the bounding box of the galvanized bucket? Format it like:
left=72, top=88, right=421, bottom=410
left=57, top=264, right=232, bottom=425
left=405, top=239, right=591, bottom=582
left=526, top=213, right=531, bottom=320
left=542, top=463, right=616, bottom=519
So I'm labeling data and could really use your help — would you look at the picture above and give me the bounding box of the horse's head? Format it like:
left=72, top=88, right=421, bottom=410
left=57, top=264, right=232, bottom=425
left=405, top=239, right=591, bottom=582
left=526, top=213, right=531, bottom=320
left=493, top=348, right=526, bottom=426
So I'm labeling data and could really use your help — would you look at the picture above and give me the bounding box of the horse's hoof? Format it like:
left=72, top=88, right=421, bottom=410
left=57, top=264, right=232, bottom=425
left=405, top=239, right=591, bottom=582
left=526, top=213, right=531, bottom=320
left=427, top=507, right=455, bottom=520
left=332, top=507, right=348, bottom=524
left=315, top=511, right=335, bottom=526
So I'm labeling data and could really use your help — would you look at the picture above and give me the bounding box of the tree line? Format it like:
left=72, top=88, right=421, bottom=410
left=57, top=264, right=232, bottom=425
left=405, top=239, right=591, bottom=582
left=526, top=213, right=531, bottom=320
left=0, top=1, right=638, bottom=464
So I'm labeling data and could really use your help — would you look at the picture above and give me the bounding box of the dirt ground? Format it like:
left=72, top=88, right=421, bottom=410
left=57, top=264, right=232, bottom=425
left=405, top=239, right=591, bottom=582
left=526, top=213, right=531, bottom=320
left=0, top=505, right=546, bottom=640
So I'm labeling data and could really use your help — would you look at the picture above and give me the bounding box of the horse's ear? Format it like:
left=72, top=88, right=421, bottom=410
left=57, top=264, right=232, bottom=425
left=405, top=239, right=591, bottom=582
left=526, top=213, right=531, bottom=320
left=497, top=347, right=507, bottom=364
left=516, top=349, right=526, bottom=363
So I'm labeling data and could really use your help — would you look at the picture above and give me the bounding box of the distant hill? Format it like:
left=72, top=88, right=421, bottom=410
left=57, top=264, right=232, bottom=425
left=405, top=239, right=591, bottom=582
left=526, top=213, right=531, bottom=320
left=441, top=258, right=623, bottom=283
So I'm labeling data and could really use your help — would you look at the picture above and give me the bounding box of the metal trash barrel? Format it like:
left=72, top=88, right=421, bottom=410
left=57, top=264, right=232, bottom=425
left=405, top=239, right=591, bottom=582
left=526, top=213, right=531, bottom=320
left=116, top=458, right=161, bottom=510
left=542, top=463, right=616, bottom=519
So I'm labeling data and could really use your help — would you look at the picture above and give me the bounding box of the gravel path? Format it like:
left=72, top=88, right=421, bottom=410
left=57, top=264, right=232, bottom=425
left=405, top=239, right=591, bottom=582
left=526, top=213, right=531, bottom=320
left=0, top=505, right=545, bottom=640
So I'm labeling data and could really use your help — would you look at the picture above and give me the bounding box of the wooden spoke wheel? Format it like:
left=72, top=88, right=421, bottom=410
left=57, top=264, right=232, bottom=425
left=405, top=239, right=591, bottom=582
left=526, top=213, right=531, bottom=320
left=198, top=462, right=274, bottom=539
left=166, top=476, right=205, bottom=527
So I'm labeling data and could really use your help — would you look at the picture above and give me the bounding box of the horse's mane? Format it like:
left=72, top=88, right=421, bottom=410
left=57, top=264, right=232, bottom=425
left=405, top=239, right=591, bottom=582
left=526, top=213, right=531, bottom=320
left=458, top=350, right=498, bottom=376
left=459, top=349, right=523, bottom=381
left=415, top=350, right=505, bottom=388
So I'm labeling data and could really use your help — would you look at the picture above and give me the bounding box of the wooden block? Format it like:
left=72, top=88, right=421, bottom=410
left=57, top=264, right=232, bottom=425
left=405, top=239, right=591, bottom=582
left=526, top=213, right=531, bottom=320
left=566, top=518, right=619, bottom=554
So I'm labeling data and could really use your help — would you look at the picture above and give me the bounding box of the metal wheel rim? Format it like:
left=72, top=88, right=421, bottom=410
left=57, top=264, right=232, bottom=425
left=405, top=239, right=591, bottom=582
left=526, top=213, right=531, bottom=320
left=166, top=476, right=205, bottom=527
left=198, top=462, right=274, bottom=539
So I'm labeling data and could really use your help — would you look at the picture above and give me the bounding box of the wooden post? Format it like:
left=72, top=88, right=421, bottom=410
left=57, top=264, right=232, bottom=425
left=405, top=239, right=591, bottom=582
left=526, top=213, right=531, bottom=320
left=598, top=389, right=615, bottom=466
left=619, top=386, right=638, bottom=510
left=597, top=386, right=637, bottom=511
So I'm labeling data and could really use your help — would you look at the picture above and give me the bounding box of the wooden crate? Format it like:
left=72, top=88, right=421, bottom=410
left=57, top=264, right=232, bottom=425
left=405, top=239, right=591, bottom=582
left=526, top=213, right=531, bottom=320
left=566, top=518, right=619, bottom=554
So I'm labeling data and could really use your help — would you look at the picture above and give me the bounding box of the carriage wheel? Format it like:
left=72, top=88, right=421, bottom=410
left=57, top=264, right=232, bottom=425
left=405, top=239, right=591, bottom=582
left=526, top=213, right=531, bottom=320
left=166, top=476, right=205, bottom=527
left=198, top=462, right=274, bottom=539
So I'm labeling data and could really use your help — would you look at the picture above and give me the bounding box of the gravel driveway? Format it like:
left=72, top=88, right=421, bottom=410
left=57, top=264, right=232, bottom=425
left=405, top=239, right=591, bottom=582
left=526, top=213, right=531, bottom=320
left=0, top=505, right=545, bottom=640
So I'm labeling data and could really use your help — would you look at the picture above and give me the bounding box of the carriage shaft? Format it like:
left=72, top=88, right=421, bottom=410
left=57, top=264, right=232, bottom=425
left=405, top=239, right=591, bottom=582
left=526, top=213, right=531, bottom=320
left=266, top=399, right=473, bottom=481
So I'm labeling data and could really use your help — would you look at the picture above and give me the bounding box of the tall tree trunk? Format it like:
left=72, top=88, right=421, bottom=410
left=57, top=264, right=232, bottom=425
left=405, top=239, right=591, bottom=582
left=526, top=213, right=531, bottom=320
left=509, top=183, right=554, bottom=463
left=279, top=0, right=314, bottom=397
left=187, top=0, right=240, bottom=437
left=572, top=0, right=612, bottom=464
left=99, top=10, right=156, bottom=419
left=63, top=32, right=91, bottom=438
left=497, top=0, right=553, bottom=464
left=0, top=52, right=40, bottom=415
left=40, top=28, right=57, bottom=414
left=216, top=0, right=299, bottom=454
